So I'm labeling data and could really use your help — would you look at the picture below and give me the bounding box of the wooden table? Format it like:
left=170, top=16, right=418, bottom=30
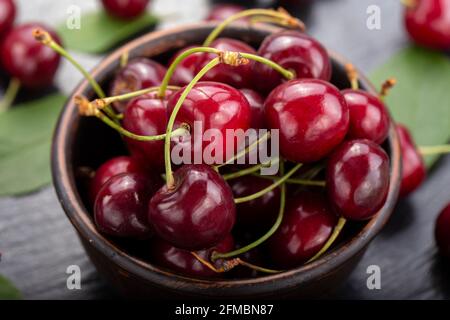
left=1, top=0, right=449, bottom=300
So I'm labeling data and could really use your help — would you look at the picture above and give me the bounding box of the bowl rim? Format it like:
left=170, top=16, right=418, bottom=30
left=51, top=22, right=402, bottom=296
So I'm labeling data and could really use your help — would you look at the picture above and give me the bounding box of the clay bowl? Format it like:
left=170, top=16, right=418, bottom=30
left=51, top=22, right=401, bottom=299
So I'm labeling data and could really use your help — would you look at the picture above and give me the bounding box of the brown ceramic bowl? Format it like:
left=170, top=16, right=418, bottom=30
left=51, top=22, right=401, bottom=299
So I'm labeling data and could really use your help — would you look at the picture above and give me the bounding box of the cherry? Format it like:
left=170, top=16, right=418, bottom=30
left=342, top=89, right=390, bottom=144
left=168, top=45, right=202, bottom=87
left=122, top=91, right=173, bottom=171
left=109, top=58, right=166, bottom=112
left=101, top=0, right=150, bottom=20
left=264, top=79, right=349, bottom=163
left=0, top=0, right=15, bottom=40
left=0, top=23, right=62, bottom=89
left=94, top=173, right=162, bottom=239
left=253, top=30, right=331, bottom=93
left=89, top=156, right=146, bottom=203
left=148, top=164, right=236, bottom=250
left=240, top=89, right=265, bottom=129
left=404, top=0, right=450, bottom=50
left=435, top=203, right=450, bottom=259
left=326, top=139, right=390, bottom=220
left=396, top=123, right=426, bottom=197
left=167, top=81, right=251, bottom=164
left=205, top=4, right=245, bottom=22
left=228, top=175, right=280, bottom=231
left=268, top=191, right=337, bottom=268
left=150, top=234, right=234, bottom=278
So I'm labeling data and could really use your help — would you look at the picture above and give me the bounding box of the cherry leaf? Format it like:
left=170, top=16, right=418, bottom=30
left=0, top=275, right=22, bottom=300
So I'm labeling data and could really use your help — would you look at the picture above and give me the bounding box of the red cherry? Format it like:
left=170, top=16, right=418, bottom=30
left=326, top=139, right=390, bottom=221
left=396, top=123, right=426, bottom=197
left=101, top=0, right=150, bottom=20
left=205, top=4, right=245, bottom=21
left=435, top=203, right=450, bottom=259
left=404, top=0, right=450, bottom=50
left=95, top=173, right=162, bottom=239
left=342, top=89, right=390, bottom=144
left=264, top=79, right=349, bottom=163
left=150, top=234, right=234, bottom=278
left=268, top=191, right=337, bottom=268
left=254, top=30, right=331, bottom=93
left=149, top=164, right=236, bottom=250
left=0, top=23, right=61, bottom=89
left=110, top=58, right=166, bottom=112
left=240, top=89, right=265, bottom=129
left=0, top=0, right=16, bottom=40
left=168, top=45, right=203, bottom=87
left=167, top=81, right=251, bottom=164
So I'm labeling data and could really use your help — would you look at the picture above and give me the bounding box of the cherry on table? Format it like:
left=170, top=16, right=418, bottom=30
left=0, top=23, right=61, bottom=89
left=268, top=191, right=337, bottom=269
left=342, top=89, right=390, bottom=144
left=205, top=4, right=245, bottom=22
left=240, top=89, right=265, bottom=129
left=435, top=203, right=450, bottom=259
left=0, top=0, right=16, bottom=40
left=148, top=164, right=236, bottom=250
left=264, top=79, right=349, bottom=163
left=101, top=0, right=150, bottom=20
left=326, top=139, right=390, bottom=221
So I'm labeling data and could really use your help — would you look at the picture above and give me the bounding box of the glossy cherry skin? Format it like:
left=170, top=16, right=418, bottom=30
left=150, top=234, right=234, bottom=278
left=435, top=203, right=450, bottom=259
left=122, top=91, right=173, bottom=171
left=268, top=191, right=337, bottom=268
left=264, top=79, right=349, bottom=163
left=240, top=89, right=265, bottom=129
left=342, top=89, right=390, bottom=144
left=229, top=175, right=280, bottom=231
left=326, top=139, right=390, bottom=221
left=0, top=23, right=62, bottom=89
left=0, top=0, right=16, bottom=40
left=167, top=81, right=251, bottom=164
left=101, top=0, right=150, bottom=20
left=254, top=30, right=332, bottom=93
left=396, top=124, right=426, bottom=197
left=404, top=0, right=450, bottom=50
left=110, top=58, right=166, bottom=112
left=149, top=164, right=236, bottom=250
left=205, top=4, right=245, bottom=21
left=95, top=173, right=162, bottom=239
left=168, top=45, right=203, bottom=87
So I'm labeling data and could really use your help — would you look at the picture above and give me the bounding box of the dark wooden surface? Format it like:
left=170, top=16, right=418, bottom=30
left=0, top=0, right=449, bottom=300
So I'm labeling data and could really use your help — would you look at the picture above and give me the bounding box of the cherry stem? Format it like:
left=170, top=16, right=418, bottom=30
left=120, top=51, right=129, bottom=67
left=222, top=158, right=280, bottom=180
left=400, top=0, right=417, bottom=9
left=213, top=161, right=287, bottom=261
left=254, top=174, right=326, bottom=187
left=345, top=63, right=359, bottom=90
left=203, top=8, right=305, bottom=46
left=307, top=217, right=347, bottom=263
left=380, top=78, right=397, bottom=100
left=418, top=145, right=450, bottom=156
left=240, top=52, right=295, bottom=80
left=235, top=258, right=282, bottom=274
left=0, top=78, right=21, bottom=113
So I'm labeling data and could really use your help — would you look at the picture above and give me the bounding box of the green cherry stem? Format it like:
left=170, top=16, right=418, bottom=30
left=240, top=52, right=295, bottom=80
left=235, top=258, right=282, bottom=274
left=0, top=78, right=21, bottom=113
left=254, top=174, right=326, bottom=187
left=307, top=217, right=347, bottom=263
left=213, top=161, right=287, bottom=261
left=419, top=144, right=450, bottom=156
left=222, top=158, right=280, bottom=180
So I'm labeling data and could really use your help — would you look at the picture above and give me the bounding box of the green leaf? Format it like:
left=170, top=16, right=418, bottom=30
left=57, top=11, right=158, bottom=54
left=0, top=275, right=22, bottom=300
left=370, top=46, right=450, bottom=168
left=0, top=93, right=67, bottom=196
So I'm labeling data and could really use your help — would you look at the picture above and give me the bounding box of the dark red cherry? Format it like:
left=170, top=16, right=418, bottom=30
left=435, top=203, right=450, bottom=259
left=205, top=4, right=245, bottom=21
left=396, top=123, right=426, bottom=197
left=0, top=23, right=61, bottom=89
left=404, top=0, right=450, bottom=50
left=168, top=45, right=204, bottom=87
left=101, top=0, right=149, bottom=20
left=268, top=191, right=337, bottom=268
left=95, top=173, right=162, bottom=239
left=264, top=79, right=349, bottom=163
left=0, top=0, right=16, bottom=40
left=240, top=89, right=265, bottom=129
left=342, top=89, right=390, bottom=144
left=326, top=139, right=390, bottom=221
left=167, top=81, right=251, bottom=164
left=229, top=175, right=280, bottom=231
left=149, top=164, right=236, bottom=250
left=122, top=91, right=173, bottom=171
left=150, top=234, right=234, bottom=278
left=254, top=30, right=331, bottom=93
left=110, top=58, right=166, bottom=112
